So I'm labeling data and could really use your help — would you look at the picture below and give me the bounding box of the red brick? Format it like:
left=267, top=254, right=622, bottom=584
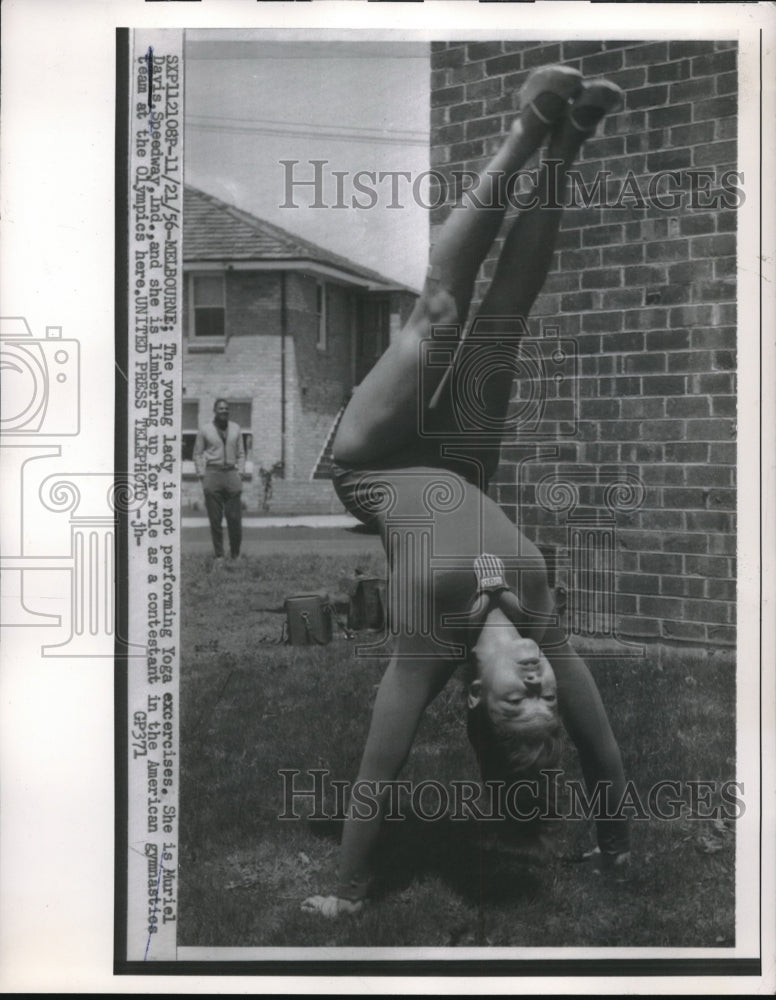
left=449, top=100, right=485, bottom=123
left=619, top=442, right=665, bottom=464
left=624, top=353, right=667, bottom=375
left=663, top=532, right=708, bottom=554
left=669, top=304, right=715, bottom=327
left=560, top=291, right=594, bottom=312
left=638, top=595, right=683, bottom=618
left=706, top=488, right=736, bottom=510
left=669, top=41, right=714, bottom=59
left=431, top=84, right=465, bottom=108
left=624, top=307, right=669, bottom=329
left=669, top=120, right=716, bottom=146
left=648, top=60, right=690, bottom=84
left=649, top=104, right=692, bottom=128
left=685, top=418, right=735, bottom=440
left=431, top=46, right=466, bottom=70
left=617, top=616, right=661, bottom=638
left=624, top=265, right=669, bottom=286
left=671, top=76, right=717, bottom=104
left=694, top=95, right=737, bottom=121
left=692, top=49, right=737, bottom=76
left=711, top=396, right=736, bottom=417
left=683, top=599, right=730, bottom=625
left=716, top=211, right=737, bottom=233
left=646, top=284, right=692, bottom=306
left=685, top=510, right=734, bottom=532
left=466, top=76, right=503, bottom=102
left=620, top=397, right=665, bottom=419
left=627, top=84, right=669, bottom=110
left=647, top=148, right=693, bottom=172
left=601, top=288, right=647, bottom=309
left=581, top=268, right=622, bottom=290
left=693, top=372, right=734, bottom=394
left=707, top=580, right=736, bottom=603
left=708, top=442, right=736, bottom=464
left=693, top=140, right=737, bottom=168
left=607, top=67, right=648, bottom=91
left=669, top=259, right=714, bottom=284
left=466, top=41, right=503, bottom=62
left=715, top=71, right=738, bottom=96
left=563, top=40, right=605, bottom=60
left=705, top=625, right=736, bottom=645
left=582, top=224, right=625, bottom=248
left=561, top=248, right=602, bottom=270
left=708, top=533, right=735, bottom=555
left=646, top=326, right=692, bottom=353
left=601, top=330, right=644, bottom=355
left=679, top=215, right=716, bottom=236
left=664, top=441, right=707, bottom=463
left=624, top=41, right=669, bottom=65
left=645, top=240, right=690, bottom=263
left=580, top=398, right=620, bottom=419
left=641, top=375, right=688, bottom=397
left=619, top=573, right=661, bottom=595
left=465, top=115, right=505, bottom=141
left=662, top=619, right=707, bottom=641
left=660, top=576, right=706, bottom=598
left=685, top=464, right=733, bottom=486
left=581, top=311, right=623, bottom=333
left=582, top=49, right=624, bottom=76
left=666, top=396, right=709, bottom=418
left=521, top=43, right=563, bottom=68
left=450, top=61, right=486, bottom=86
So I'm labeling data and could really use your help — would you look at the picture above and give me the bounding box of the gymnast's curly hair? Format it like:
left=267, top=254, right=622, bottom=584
left=466, top=699, right=564, bottom=786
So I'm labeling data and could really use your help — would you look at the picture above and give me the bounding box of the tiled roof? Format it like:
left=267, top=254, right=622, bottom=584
left=184, top=186, right=413, bottom=291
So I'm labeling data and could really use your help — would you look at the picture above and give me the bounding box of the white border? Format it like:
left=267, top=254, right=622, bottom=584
left=1, top=1, right=774, bottom=994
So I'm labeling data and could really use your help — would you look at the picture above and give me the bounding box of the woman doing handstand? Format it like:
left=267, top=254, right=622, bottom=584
left=303, top=65, right=629, bottom=917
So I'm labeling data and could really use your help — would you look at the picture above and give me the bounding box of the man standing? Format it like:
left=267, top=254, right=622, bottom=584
left=193, top=398, right=246, bottom=566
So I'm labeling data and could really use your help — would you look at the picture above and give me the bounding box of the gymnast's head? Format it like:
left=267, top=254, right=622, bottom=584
left=466, top=611, right=563, bottom=782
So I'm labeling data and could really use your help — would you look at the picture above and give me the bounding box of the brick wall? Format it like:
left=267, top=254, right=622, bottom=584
left=429, top=39, right=737, bottom=647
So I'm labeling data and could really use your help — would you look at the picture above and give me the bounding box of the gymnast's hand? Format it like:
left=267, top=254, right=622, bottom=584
left=300, top=895, right=364, bottom=918
left=474, top=553, right=509, bottom=595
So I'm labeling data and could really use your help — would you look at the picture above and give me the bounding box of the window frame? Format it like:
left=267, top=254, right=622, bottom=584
left=188, top=272, right=227, bottom=348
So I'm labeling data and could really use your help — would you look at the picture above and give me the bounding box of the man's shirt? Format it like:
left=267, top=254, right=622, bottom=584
left=193, top=420, right=246, bottom=476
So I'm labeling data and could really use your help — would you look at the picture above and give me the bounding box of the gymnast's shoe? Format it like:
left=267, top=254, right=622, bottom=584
left=301, top=894, right=365, bottom=918
left=568, top=79, right=625, bottom=135
left=519, top=64, right=584, bottom=126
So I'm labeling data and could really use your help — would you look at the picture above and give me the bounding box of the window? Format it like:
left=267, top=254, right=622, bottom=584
left=316, top=281, right=327, bottom=351
left=181, top=400, right=200, bottom=463
left=191, top=274, right=225, bottom=339
left=229, top=401, right=253, bottom=459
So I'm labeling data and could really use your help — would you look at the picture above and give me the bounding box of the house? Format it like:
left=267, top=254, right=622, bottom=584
left=182, top=186, right=418, bottom=513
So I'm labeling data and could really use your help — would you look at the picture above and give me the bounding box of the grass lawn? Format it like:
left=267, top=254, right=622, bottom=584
left=178, top=550, right=736, bottom=949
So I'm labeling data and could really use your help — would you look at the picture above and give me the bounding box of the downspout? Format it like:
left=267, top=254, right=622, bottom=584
left=280, top=272, right=287, bottom=472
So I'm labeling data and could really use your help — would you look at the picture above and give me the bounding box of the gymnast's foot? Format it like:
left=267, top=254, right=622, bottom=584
left=584, top=845, right=632, bottom=882
left=300, top=894, right=365, bottom=918
left=514, top=64, right=584, bottom=145
left=567, top=79, right=624, bottom=135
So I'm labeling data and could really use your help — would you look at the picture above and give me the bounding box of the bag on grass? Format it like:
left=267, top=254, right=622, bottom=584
left=347, top=576, right=386, bottom=631
left=284, top=592, right=334, bottom=646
